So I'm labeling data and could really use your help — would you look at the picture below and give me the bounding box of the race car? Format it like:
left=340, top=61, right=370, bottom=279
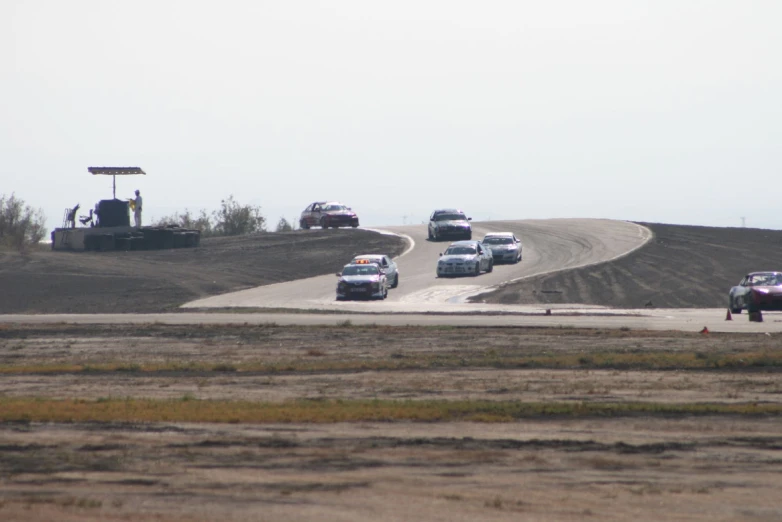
left=436, top=240, right=493, bottom=277
left=351, top=254, right=399, bottom=288
left=335, top=260, right=388, bottom=300
left=428, top=209, right=472, bottom=241
left=729, top=271, right=782, bottom=314
left=482, top=232, right=522, bottom=264
left=300, top=201, right=359, bottom=229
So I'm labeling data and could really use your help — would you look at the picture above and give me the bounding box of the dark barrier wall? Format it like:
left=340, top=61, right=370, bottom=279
left=98, top=199, right=130, bottom=227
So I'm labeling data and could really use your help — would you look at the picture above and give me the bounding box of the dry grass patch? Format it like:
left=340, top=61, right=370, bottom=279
left=1, top=398, right=781, bottom=424
left=2, top=349, right=782, bottom=375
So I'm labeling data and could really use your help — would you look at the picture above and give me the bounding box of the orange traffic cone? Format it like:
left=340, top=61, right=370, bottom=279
left=700, top=327, right=709, bottom=334
left=725, top=309, right=732, bottom=321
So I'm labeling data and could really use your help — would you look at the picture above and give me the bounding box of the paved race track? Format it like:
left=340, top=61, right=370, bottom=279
left=6, top=218, right=780, bottom=331
left=182, top=218, right=652, bottom=312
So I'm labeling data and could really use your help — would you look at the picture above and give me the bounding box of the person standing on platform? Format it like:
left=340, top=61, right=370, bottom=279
left=133, top=189, right=143, bottom=227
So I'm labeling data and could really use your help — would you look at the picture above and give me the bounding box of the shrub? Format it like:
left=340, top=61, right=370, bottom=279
left=153, top=209, right=214, bottom=237
left=150, top=195, right=266, bottom=238
left=0, top=193, right=47, bottom=250
left=275, top=217, right=294, bottom=232
left=212, top=195, right=266, bottom=236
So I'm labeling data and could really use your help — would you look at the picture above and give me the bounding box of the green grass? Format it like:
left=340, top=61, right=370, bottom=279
left=0, top=397, right=779, bottom=424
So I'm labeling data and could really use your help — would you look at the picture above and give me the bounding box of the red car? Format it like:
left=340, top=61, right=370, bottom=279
left=729, top=271, right=782, bottom=314
left=299, top=202, right=359, bottom=229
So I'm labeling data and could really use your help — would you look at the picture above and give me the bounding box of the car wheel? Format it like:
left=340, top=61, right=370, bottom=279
left=320, top=217, right=329, bottom=229
left=300, top=220, right=310, bottom=230
left=466, top=232, right=472, bottom=240
left=428, top=228, right=433, bottom=240
left=351, top=224, right=358, bottom=228
left=730, top=296, right=743, bottom=314
left=487, top=260, right=493, bottom=273
left=392, top=274, right=399, bottom=288
left=472, top=264, right=480, bottom=277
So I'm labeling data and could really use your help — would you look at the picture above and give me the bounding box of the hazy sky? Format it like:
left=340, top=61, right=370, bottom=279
left=2, top=1, right=780, bottom=232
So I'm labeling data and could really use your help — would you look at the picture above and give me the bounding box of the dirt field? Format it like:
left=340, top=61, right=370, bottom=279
left=476, top=223, right=782, bottom=308
left=2, top=224, right=782, bottom=520
left=1, top=323, right=781, bottom=521
left=0, top=229, right=407, bottom=314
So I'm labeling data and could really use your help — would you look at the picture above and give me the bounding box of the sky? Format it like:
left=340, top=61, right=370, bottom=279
left=2, top=1, right=780, bottom=233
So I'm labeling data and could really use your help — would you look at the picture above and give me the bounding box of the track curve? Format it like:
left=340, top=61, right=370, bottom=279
left=182, top=218, right=652, bottom=312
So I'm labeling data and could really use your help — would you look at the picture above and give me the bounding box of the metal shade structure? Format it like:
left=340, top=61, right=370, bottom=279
left=88, top=166, right=146, bottom=199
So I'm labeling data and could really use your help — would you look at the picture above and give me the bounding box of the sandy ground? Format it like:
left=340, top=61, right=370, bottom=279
left=1, top=324, right=781, bottom=521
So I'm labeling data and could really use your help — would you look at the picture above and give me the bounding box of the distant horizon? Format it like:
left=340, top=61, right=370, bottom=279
left=4, top=1, right=780, bottom=234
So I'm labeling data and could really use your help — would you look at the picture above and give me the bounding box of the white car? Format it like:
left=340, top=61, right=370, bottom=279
left=336, top=261, right=388, bottom=300
left=437, top=240, right=493, bottom=277
left=482, top=232, right=522, bottom=264
left=351, top=254, right=399, bottom=288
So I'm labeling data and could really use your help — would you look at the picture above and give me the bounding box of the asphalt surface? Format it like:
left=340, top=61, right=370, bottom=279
left=1, top=308, right=779, bottom=333
left=182, top=218, right=651, bottom=311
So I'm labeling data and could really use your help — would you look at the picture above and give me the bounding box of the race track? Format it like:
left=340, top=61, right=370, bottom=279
left=6, top=218, right=779, bottom=331
left=182, top=218, right=652, bottom=312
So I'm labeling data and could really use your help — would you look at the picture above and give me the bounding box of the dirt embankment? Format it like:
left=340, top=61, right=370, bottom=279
left=0, top=229, right=407, bottom=314
left=475, top=223, right=782, bottom=308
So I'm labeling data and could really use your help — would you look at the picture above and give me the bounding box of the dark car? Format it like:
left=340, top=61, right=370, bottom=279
left=299, top=202, right=359, bottom=229
left=335, top=261, right=388, bottom=300
left=428, top=209, right=472, bottom=241
left=729, top=271, right=782, bottom=314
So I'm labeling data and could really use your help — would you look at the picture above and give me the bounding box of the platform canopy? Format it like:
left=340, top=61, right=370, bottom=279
left=88, top=166, right=146, bottom=198
left=88, top=167, right=146, bottom=176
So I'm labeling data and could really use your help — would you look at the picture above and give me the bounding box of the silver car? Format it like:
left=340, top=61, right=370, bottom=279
left=482, top=232, right=522, bottom=264
left=336, top=262, right=388, bottom=300
left=351, top=254, right=399, bottom=288
left=437, top=240, right=493, bottom=277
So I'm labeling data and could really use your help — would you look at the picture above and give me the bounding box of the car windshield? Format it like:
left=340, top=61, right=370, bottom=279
left=483, top=237, right=514, bottom=245
left=322, top=204, right=347, bottom=211
left=435, top=213, right=466, bottom=221
left=342, top=265, right=379, bottom=276
left=746, top=273, right=782, bottom=286
left=445, top=246, right=476, bottom=255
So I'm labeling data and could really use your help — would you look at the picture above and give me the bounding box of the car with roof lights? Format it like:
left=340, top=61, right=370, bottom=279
left=336, top=260, right=388, bottom=300
left=350, top=254, right=399, bottom=288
